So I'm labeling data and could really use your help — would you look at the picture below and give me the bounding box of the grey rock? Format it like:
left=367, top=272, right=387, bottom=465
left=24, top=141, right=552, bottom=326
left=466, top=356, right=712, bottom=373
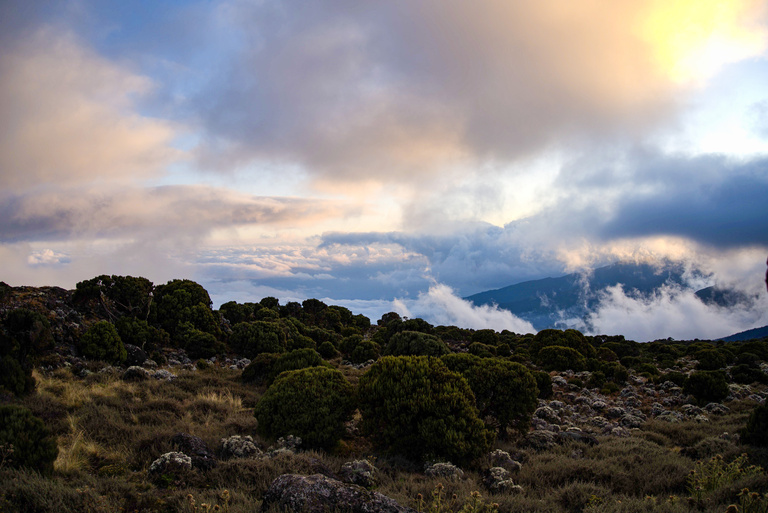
left=605, top=407, right=625, bottom=419
left=340, top=459, right=378, bottom=488
left=261, top=474, right=416, bottom=513
left=424, top=462, right=464, bottom=481
left=124, top=344, right=147, bottom=367
left=122, top=366, right=150, bottom=381
left=220, top=435, right=262, bottom=459
left=171, top=433, right=217, bottom=471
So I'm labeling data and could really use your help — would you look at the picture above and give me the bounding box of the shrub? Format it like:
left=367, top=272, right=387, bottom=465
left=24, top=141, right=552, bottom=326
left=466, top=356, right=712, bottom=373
left=317, top=340, right=339, bottom=359
left=358, top=356, right=493, bottom=464
left=229, top=321, right=286, bottom=358
left=183, top=329, right=225, bottom=359
left=114, top=317, right=169, bottom=353
left=350, top=340, right=380, bottom=363
left=742, top=404, right=768, bottom=447
left=2, top=308, right=54, bottom=361
left=533, top=370, right=553, bottom=399
left=254, top=366, right=355, bottom=449
left=468, top=342, right=496, bottom=358
left=695, top=349, right=727, bottom=371
left=600, top=362, right=629, bottom=384
left=383, top=331, right=449, bottom=357
left=241, top=353, right=281, bottom=384
left=536, top=345, right=586, bottom=372
left=731, top=364, right=768, bottom=384
left=683, top=370, right=729, bottom=405
left=0, top=405, right=58, bottom=473
left=77, top=321, right=127, bottom=364
left=635, top=362, right=659, bottom=376
left=531, top=329, right=596, bottom=358
left=267, top=348, right=329, bottom=385
left=0, top=356, right=35, bottom=396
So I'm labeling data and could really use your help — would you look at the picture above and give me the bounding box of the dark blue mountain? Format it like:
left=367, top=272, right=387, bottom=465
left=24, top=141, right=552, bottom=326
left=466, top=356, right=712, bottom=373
left=465, top=261, right=696, bottom=331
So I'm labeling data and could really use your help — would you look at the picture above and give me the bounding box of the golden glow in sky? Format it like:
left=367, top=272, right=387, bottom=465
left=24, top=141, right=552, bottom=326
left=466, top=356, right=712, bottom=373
left=641, top=0, right=768, bottom=83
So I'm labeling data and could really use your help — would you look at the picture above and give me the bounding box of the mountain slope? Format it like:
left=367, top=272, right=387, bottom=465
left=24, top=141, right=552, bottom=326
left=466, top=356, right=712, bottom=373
left=465, top=261, right=694, bottom=330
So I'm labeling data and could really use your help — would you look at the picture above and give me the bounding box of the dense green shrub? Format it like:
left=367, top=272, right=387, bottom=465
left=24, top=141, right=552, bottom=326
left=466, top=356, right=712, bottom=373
left=531, top=329, right=596, bottom=358
left=317, top=340, right=339, bottom=359
left=383, top=330, right=449, bottom=357
left=468, top=342, right=496, bottom=358
left=229, top=321, right=286, bottom=358
left=254, top=366, right=355, bottom=449
left=241, top=353, right=281, bottom=384
left=471, top=329, right=499, bottom=346
left=219, top=301, right=259, bottom=325
left=683, top=370, right=729, bottom=405
left=742, top=404, right=768, bottom=446
left=586, top=370, right=606, bottom=389
left=358, top=356, right=493, bottom=464
left=533, top=370, right=554, bottom=398
left=114, top=317, right=169, bottom=353
left=0, top=355, right=35, bottom=395
left=150, top=279, right=220, bottom=342
left=730, top=364, right=768, bottom=385
left=183, top=329, right=225, bottom=359
left=600, top=362, right=629, bottom=384
left=266, top=348, right=329, bottom=385
left=536, top=345, right=586, bottom=372
left=658, top=371, right=687, bottom=387
left=695, top=349, right=727, bottom=371
left=350, top=340, right=380, bottom=363
left=0, top=405, right=58, bottom=473
left=78, top=321, right=127, bottom=364
left=73, top=274, right=154, bottom=317
left=635, top=362, right=659, bottom=376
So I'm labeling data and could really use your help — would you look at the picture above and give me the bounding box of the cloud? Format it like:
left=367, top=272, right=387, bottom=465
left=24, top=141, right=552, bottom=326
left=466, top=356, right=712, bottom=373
left=27, top=249, right=70, bottom=267
left=0, top=185, right=344, bottom=242
left=189, top=0, right=768, bottom=184
left=0, top=27, right=180, bottom=190
left=581, top=283, right=768, bottom=341
left=393, top=283, right=536, bottom=333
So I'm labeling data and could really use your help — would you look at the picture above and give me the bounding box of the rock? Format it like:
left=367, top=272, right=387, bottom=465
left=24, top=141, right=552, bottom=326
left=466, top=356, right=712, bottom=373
left=220, top=435, right=262, bottom=459
left=122, top=366, right=150, bottom=381
left=424, top=462, right=464, bottom=481
left=534, top=406, right=561, bottom=424
left=148, top=451, right=192, bottom=479
left=522, top=430, right=558, bottom=451
left=558, top=431, right=598, bottom=446
left=340, top=459, right=378, bottom=488
left=152, top=369, right=175, bottom=380
left=482, top=467, right=515, bottom=493
left=171, top=433, right=217, bottom=471
left=488, top=449, right=521, bottom=472
left=124, top=344, right=147, bottom=366
left=704, top=403, right=730, bottom=415
left=142, top=359, right=158, bottom=369
left=261, top=474, right=416, bottom=513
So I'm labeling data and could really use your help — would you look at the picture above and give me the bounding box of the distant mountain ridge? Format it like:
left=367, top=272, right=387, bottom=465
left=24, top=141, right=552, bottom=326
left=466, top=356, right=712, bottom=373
left=465, top=261, right=704, bottom=331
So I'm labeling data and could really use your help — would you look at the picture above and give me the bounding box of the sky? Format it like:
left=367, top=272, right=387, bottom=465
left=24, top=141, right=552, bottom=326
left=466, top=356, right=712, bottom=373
left=2, top=0, right=768, bottom=341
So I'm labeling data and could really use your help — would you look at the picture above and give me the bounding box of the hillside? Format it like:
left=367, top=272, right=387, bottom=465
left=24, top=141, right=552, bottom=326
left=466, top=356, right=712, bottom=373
left=465, top=261, right=717, bottom=330
left=1, top=276, right=768, bottom=513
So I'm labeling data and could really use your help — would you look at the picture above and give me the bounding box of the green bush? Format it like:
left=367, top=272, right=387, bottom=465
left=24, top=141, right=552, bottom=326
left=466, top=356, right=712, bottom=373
left=533, top=370, right=554, bottom=399
left=150, top=279, right=220, bottom=342
left=241, top=353, right=281, bottom=384
left=77, top=321, right=127, bottom=364
left=0, top=405, right=58, bottom=473
left=114, top=317, right=169, bottom=353
left=531, top=329, right=596, bottom=359
left=742, top=404, right=768, bottom=447
left=229, top=321, right=286, bottom=358
left=266, top=348, right=329, bottom=385
left=635, top=362, right=659, bottom=376
left=731, top=364, right=768, bottom=384
left=694, top=349, right=727, bottom=371
left=0, top=355, right=35, bottom=395
left=358, top=356, right=493, bottom=464
left=536, top=345, right=586, bottom=372
left=468, top=342, right=496, bottom=358
left=254, top=366, right=355, bottom=449
left=349, top=340, right=380, bottom=363
left=683, top=370, right=729, bottom=405
left=383, top=330, right=449, bottom=357
left=600, top=362, right=629, bottom=384
left=183, top=329, right=225, bottom=359
left=317, top=340, right=339, bottom=359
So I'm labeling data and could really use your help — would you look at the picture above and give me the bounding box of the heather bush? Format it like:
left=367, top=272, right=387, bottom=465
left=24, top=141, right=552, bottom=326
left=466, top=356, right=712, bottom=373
left=358, top=356, right=493, bottom=464
left=742, top=404, right=768, bottom=447
left=695, top=349, right=728, bottom=371
left=229, top=321, right=286, bottom=358
left=241, top=353, right=281, bottom=384
left=536, top=345, right=586, bottom=372
left=384, top=330, right=450, bottom=357
left=684, top=370, right=729, bottom=405
left=266, top=348, right=330, bottom=385
left=317, top=340, right=340, bottom=359
left=183, top=328, right=225, bottom=359
left=531, top=328, right=596, bottom=359
left=0, top=405, right=58, bottom=474
left=533, top=370, right=554, bottom=398
left=77, top=321, right=127, bottom=364
left=254, top=366, right=355, bottom=449
left=0, top=355, right=34, bottom=396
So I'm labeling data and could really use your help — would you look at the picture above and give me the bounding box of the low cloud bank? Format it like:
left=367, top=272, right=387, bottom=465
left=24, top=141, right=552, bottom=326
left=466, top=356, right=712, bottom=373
left=393, top=283, right=536, bottom=333
left=582, top=284, right=768, bottom=342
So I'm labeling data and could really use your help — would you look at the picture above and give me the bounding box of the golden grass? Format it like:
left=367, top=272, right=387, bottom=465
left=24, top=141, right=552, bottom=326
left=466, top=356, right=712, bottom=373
left=195, top=389, right=244, bottom=412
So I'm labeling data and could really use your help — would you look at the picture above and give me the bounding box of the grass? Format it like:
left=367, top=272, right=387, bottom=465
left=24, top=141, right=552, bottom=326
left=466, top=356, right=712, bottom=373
left=2, top=362, right=767, bottom=513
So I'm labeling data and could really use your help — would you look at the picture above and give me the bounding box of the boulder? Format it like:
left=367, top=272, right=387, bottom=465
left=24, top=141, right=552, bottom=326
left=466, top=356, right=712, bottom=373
left=424, top=462, right=464, bottom=481
left=261, top=474, right=416, bottom=513
left=340, top=459, right=378, bottom=488
left=220, top=435, right=262, bottom=459
left=171, top=433, right=217, bottom=471
left=122, top=366, right=150, bottom=382
left=124, top=344, right=148, bottom=366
